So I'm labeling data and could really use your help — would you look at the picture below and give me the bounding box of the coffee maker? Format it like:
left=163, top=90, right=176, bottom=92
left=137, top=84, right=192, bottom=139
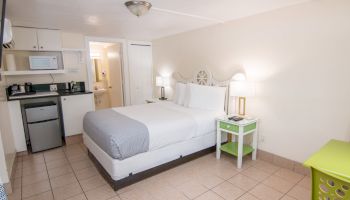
left=7, top=82, right=35, bottom=96
left=24, top=82, right=33, bottom=93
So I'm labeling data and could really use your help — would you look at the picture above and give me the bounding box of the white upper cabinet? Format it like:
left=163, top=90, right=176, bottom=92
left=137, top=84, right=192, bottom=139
left=12, top=27, right=38, bottom=51
left=12, top=27, right=62, bottom=51
left=37, top=29, right=62, bottom=51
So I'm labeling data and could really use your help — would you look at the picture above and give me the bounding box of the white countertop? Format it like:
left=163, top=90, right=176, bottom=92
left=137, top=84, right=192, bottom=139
left=8, top=91, right=59, bottom=100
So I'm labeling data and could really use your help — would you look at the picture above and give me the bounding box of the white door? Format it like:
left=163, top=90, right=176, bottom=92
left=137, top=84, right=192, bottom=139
left=12, top=27, right=38, bottom=51
left=127, top=42, right=153, bottom=105
left=37, top=29, right=62, bottom=51
left=61, top=94, right=94, bottom=136
left=107, top=44, right=124, bottom=107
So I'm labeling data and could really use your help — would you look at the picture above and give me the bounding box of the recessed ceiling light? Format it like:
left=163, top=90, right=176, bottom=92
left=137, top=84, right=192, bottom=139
left=125, top=1, right=152, bottom=17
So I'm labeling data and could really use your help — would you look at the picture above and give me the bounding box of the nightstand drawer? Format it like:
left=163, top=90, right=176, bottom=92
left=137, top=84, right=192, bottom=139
left=244, top=122, right=256, bottom=133
left=219, top=122, right=239, bottom=132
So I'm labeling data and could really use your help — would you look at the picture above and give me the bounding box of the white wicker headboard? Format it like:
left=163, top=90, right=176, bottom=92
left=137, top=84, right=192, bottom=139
left=173, top=69, right=230, bottom=86
left=173, top=69, right=231, bottom=113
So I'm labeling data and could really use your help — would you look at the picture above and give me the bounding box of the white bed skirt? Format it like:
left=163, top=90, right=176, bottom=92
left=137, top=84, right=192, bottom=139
left=83, top=131, right=218, bottom=180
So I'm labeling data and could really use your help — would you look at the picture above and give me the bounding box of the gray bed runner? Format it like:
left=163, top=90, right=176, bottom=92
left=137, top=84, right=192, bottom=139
left=83, top=109, right=149, bottom=160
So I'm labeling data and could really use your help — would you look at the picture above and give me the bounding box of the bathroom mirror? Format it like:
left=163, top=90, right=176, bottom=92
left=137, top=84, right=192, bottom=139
left=92, top=58, right=102, bottom=82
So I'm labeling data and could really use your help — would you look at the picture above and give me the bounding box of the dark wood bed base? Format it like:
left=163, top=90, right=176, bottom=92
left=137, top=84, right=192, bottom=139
left=88, top=146, right=215, bottom=191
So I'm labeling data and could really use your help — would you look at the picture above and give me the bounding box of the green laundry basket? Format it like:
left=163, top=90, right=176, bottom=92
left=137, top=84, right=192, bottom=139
left=304, top=140, right=350, bottom=200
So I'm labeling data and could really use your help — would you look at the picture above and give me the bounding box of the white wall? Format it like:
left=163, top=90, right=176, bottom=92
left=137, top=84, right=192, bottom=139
left=0, top=78, right=16, bottom=184
left=0, top=130, right=9, bottom=184
left=153, top=0, right=350, bottom=162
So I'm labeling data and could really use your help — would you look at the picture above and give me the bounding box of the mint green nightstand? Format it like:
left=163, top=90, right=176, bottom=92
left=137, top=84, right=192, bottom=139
left=216, top=116, right=259, bottom=169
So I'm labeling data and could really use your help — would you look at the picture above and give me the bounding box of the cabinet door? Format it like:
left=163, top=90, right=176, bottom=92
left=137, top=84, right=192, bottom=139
left=7, top=101, right=27, bottom=151
left=127, top=42, right=153, bottom=105
left=37, top=29, right=62, bottom=51
left=12, top=27, right=38, bottom=51
left=61, top=94, right=94, bottom=136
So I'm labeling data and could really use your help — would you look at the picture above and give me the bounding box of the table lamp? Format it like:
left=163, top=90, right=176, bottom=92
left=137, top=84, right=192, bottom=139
left=230, top=78, right=255, bottom=116
left=156, top=76, right=170, bottom=100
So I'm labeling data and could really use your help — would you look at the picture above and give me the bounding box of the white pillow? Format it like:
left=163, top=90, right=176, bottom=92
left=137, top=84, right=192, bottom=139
left=187, top=83, right=226, bottom=112
left=174, top=83, right=187, bottom=105
left=183, top=83, right=191, bottom=107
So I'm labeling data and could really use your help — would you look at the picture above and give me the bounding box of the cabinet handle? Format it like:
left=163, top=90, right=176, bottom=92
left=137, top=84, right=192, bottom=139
left=33, top=46, right=36, bottom=49
left=63, top=98, right=66, bottom=101
left=40, top=46, right=43, bottom=49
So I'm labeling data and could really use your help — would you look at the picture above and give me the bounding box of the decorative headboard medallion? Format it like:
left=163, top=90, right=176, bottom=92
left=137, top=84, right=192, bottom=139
left=173, top=68, right=228, bottom=87
left=196, top=70, right=209, bottom=85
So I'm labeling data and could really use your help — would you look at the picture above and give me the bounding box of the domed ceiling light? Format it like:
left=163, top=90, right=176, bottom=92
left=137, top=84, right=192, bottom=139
left=125, top=1, right=152, bottom=17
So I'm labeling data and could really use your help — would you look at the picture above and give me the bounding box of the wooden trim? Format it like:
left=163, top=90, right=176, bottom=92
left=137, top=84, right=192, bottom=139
left=88, top=146, right=215, bottom=191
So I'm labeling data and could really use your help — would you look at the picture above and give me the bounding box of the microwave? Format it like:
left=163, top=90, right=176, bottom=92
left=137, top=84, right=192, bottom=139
left=29, top=56, right=58, bottom=70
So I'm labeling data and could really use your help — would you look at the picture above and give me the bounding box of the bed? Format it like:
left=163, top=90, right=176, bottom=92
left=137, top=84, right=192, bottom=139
left=83, top=69, right=231, bottom=190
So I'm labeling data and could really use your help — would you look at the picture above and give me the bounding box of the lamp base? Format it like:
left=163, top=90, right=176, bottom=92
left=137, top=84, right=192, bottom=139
left=159, top=97, right=168, bottom=101
left=238, top=97, right=246, bottom=116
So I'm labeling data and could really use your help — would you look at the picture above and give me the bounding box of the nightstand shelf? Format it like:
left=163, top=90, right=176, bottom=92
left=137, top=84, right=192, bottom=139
left=220, top=142, right=254, bottom=157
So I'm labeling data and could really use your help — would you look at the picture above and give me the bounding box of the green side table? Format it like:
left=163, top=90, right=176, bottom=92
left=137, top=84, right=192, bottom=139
left=216, top=116, right=258, bottom=169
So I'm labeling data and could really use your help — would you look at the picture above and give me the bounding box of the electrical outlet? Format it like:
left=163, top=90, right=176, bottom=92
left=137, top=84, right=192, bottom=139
left=259, top=135, right=265, bottom=143
left=50, top=84, right=57, bottom=91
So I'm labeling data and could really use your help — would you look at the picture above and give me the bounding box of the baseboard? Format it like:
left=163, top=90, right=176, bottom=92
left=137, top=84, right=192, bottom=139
left=65, top=134, right=83, bottom=145
left=257, top=149, right=310, bottom=176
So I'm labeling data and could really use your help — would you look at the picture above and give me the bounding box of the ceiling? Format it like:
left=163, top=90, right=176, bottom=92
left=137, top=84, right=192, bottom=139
left=7, top=0, right=311, bottom=41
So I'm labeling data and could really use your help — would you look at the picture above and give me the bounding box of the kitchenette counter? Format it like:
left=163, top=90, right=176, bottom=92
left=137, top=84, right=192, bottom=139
left=6, top=81, right=92, bottom=101
left=58, top=90, right=93, bottom=96
left=8, top=91, right=59, bottom=100
left=7, top=90, right=92, bottom=101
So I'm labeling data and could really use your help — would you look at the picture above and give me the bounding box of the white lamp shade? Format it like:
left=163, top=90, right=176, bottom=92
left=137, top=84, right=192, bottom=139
left=156, top=76, right=170, bottom=87
left=156, top=76, right=163, bottom=87
left=232, top=73, right=246, bottom=81
left=230, top=81, right=255, bottom=97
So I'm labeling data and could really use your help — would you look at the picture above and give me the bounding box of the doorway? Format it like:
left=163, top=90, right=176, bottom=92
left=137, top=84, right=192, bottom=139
left=87, top=41, right=125, bottom=110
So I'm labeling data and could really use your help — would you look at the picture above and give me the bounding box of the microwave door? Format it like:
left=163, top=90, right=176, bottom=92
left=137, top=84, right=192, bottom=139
left=29, top=56, right=58, bottom=70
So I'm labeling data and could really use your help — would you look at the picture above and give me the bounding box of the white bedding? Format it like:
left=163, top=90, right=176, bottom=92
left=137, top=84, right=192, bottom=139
left=113, top=101, right=225, bottom=151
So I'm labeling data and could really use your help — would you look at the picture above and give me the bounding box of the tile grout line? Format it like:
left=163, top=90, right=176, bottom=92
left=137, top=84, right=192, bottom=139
left=63, top=145, right=90, bottom=200
left=78, top=143, right=122, bottom=200
left=43, top=152, right=57, bottom=200
left=249, top=165, right=306, bottom=200
left=243, top=165, right=283, bottom=200
left=195, top=157, right=258, bottom=199
left=278, top=174, right=306, bottom=200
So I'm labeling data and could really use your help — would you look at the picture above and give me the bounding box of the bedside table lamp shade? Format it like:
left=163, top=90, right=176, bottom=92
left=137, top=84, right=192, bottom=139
left=156, top=76, right=170, bottom=100
left=230, top=80, right=255, bottom=116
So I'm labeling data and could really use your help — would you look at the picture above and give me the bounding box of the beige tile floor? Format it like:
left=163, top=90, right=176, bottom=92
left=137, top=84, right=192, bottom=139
left=8, top=143, right=311, bottom=200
